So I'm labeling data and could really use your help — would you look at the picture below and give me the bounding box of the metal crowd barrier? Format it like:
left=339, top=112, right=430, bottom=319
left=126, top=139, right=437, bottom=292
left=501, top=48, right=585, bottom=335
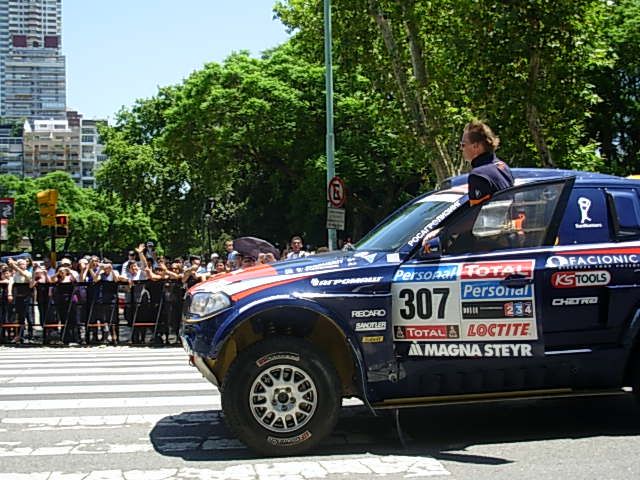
left=0, top=280, right=185, bottom=346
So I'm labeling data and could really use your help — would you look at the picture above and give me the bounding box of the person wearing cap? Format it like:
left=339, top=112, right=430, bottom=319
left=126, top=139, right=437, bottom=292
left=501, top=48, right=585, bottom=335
left=121, top=250, right=138, bottom=276
left=206, top=253, right=220, bottom=273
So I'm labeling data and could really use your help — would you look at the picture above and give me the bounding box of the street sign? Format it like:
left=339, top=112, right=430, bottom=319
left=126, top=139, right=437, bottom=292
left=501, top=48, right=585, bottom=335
left=327, top=176, right=345, bottom=208
left=0, top=198, right=14, bottom=219
left=326, top=207, right=345, bottom=230
left=0, top=219, right=7, bottom=241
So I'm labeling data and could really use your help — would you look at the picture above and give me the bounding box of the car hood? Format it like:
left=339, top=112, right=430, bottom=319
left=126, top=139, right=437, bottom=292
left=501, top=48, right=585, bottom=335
left=190, top=250, right=402, bottom=301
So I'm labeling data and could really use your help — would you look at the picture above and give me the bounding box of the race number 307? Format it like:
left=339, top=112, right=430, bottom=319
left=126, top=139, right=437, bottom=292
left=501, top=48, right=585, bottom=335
left=398, top=287, right=449, bottom=320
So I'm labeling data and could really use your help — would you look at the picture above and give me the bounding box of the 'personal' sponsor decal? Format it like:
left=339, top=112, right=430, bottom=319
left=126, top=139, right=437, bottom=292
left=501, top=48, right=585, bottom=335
left=551, top=296, right=598, bottom=306
left=408, top=342, right=533, bottom=357
left=551, top=270, right=611, bottom=288
left=461, top=260, right=534, bottom=280
left=462, top=281, right=532, bottom=299
left=392, top=264, right=459, bottom=283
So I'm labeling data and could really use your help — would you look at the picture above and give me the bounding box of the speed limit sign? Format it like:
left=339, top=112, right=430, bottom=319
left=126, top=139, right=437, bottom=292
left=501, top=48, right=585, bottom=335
left=327, top=176, right=345, bottom=208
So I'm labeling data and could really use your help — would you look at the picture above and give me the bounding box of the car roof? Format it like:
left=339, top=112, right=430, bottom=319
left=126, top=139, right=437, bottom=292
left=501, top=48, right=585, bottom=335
left=439, top=167, right=638, bottom=189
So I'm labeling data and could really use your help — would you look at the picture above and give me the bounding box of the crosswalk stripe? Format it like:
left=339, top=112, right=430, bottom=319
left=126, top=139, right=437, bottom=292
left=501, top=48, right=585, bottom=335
left=0, top=365, right=194, bottom=376
left=2, top=412, right=218, bottom=428
left=0, top=382, right=214, bottom=396
left=0, top=360, right=188, bottom=368
left=0, top=373, right=201, bottom=384
left=0, top=394, right=221, bottom=411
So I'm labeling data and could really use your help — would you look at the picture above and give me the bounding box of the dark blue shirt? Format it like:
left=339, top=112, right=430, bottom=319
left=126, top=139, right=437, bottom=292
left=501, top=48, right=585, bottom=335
left=468, top=152, right=514, bottom=205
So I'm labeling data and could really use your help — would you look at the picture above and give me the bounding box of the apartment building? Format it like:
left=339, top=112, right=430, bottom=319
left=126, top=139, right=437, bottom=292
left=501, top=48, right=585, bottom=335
left=0, top=0, right=66, bottom=120
left=22, top=111, right=104, bottom=187
left=0, top=122, right=23, bottom=176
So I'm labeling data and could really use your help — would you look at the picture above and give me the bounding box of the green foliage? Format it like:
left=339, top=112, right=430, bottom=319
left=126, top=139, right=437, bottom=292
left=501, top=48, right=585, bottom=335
left=0, top=172, right=155, bottom=255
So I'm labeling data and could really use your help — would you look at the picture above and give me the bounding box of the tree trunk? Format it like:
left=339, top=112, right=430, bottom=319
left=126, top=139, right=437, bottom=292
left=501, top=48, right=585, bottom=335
left=527, top=48, right=555, bottom=168
left=368, top=0, right=457, bottom=183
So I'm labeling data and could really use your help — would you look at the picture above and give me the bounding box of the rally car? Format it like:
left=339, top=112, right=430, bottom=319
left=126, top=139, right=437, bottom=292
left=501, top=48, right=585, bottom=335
left=181, top=168, right=640, bottom=455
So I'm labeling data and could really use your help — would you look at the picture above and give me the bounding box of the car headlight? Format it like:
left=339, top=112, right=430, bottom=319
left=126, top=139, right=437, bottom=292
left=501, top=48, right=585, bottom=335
left=185, top=291, right=231, bottom=322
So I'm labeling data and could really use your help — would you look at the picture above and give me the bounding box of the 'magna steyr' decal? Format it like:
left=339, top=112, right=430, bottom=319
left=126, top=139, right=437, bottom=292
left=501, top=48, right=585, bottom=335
left=392, top=260, right=538, bottom=345
left=408, top=343, right=533, bottom=357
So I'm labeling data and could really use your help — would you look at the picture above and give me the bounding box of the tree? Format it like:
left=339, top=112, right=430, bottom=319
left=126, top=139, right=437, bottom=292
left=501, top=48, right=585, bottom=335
left=275, top=0, right=612, bottom=180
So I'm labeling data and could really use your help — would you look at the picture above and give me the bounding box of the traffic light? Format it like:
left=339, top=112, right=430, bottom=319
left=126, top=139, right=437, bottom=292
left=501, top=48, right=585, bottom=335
left=36, top=189, right=58, bottom=227
left=55, top=214, right=69, bottom=238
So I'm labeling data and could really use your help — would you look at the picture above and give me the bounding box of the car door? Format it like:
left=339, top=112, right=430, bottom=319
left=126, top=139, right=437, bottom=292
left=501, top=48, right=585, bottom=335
left=390, top=178, right=573, bottom=398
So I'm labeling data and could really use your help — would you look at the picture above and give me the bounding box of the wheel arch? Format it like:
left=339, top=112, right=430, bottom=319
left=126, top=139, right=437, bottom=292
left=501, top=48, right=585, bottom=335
left=204, top=300, right=365, bottom=399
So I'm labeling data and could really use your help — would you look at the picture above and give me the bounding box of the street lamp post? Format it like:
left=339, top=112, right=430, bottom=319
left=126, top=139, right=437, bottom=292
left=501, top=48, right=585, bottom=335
left=324, top=0, right=337, bottom=251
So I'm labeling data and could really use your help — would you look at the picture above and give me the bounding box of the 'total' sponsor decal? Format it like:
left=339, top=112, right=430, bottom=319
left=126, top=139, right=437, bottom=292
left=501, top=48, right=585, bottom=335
left=551, top=270, right=611, bottom=288
left=461, top=260, right=534, bottom=280
left=395, top=325, right=457, bottom=340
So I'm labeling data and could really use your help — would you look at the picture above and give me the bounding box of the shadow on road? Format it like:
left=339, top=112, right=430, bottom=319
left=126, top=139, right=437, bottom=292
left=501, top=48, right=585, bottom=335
left=149, top=393, right=640, bottom=464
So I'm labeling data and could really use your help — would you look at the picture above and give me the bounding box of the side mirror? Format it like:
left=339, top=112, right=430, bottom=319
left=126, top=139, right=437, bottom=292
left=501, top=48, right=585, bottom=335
left=417, top=236, right=442, bottom=260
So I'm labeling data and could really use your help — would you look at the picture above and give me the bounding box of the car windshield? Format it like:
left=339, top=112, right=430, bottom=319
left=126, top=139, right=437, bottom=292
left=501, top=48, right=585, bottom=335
left=354, top=191, right=465, bottom=252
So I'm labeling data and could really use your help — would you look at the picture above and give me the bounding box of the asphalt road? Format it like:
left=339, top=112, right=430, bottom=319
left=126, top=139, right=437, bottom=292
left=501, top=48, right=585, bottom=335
left=1, top=346, right=639, bottom=479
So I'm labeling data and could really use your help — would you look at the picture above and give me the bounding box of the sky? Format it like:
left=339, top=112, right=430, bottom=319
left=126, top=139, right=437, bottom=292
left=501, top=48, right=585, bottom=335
left=62, top=1, right=291, bottom=121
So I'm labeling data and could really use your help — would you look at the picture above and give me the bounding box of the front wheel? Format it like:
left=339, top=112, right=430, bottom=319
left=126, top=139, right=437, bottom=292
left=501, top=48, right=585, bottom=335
left=221, top=336, right=341, bottom=456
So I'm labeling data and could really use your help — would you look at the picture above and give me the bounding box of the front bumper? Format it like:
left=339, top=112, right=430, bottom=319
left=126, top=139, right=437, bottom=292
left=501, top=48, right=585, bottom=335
left=181, top=334, right=221, bottom=387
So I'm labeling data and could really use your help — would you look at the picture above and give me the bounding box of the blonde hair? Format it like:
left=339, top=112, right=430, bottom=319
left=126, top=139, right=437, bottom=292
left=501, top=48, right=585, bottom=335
left=464, top=120, right=500, bottom=152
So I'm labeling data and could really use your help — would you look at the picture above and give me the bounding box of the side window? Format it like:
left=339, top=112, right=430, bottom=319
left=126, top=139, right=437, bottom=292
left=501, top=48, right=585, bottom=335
left=557, top=188, right=610, bottom=245
left=607, top=188, right=640, bottom=240
left=443, top=182, right=565, bottom=255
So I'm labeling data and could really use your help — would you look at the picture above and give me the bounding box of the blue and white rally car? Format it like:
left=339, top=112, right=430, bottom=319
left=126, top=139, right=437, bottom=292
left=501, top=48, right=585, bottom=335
left=181, top=168, right=640, bottom=455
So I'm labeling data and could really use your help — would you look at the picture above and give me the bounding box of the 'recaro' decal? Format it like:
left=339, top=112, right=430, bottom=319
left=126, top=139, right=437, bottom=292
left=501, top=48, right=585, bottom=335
left=351, top=309, right=386, bottom=318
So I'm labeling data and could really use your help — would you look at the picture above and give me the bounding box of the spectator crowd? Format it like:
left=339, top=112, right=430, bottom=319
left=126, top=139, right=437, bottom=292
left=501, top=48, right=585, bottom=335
left=0, top=235, right=341, bottom=347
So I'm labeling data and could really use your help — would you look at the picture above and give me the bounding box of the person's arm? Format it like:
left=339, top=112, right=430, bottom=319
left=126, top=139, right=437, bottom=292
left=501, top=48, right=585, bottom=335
left=7, top=277, right=14, bottom=302
left=90, top=266, right=102, bottom=283
left=468, top=174, right=493, bottom=206
left=136, top=243, right=149, bottom=270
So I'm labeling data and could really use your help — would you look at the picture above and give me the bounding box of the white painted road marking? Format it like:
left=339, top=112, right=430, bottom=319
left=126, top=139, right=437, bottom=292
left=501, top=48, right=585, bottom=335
left=0, top=373, right=201, bottom=384
left=0, top=455, right=449, bottom=478
left=0, top=382, right=213, bottom=396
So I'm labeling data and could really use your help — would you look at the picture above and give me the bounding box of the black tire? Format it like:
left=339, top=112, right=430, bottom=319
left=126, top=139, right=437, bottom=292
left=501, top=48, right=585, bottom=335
left=221, top=336, right=341, bottom=456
